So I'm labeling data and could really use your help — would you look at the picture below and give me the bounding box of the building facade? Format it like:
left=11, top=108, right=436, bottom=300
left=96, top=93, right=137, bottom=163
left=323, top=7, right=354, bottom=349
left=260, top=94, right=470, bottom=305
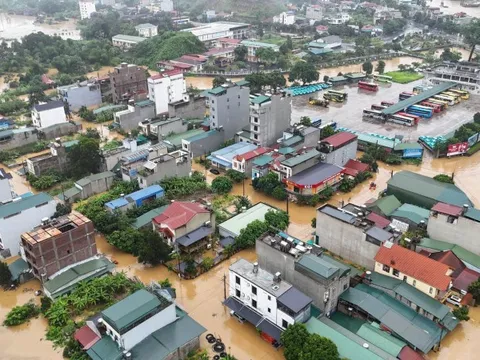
left=241, top=40, right=280, bottom=62
left=58, top=81, right=102, bottom=111
left=148, top=70, right=186, bottom=115
left=182, top=22, right=249, bottom=43
left=31, top=101, right=67, bottom=128
left=26, top=139, right=77, bottom=177
left=424, top=62, right=480, bottom=95
left=0, top=169, right=13, bottom=203
left=273, top=12, right=295, bottom=25
left=79, top=0, right=96, bottom=20
left=20, top=211, right=97, bottom=281
left=318, top=131, right=358, bottom=167
left=306, top=5, right=324, bottom=20
left=135, top=23, right=158, bottom=38
left=109, top=63, right=148, bottom=104
left=114, top=100, right=156, bottom=131
left=137, top=150, right=191, bottom=189
left=105, top=185, right=164, bottom=212
left=112, top=35, right=147, bottom=49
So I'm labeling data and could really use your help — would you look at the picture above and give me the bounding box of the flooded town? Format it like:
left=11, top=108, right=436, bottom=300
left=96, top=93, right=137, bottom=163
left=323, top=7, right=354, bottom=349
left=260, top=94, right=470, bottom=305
left=2, top=0, right=480, bottom=360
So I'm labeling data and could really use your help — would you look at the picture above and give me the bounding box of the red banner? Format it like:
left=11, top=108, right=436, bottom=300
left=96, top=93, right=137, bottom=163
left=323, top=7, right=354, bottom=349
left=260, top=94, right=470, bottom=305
left=447, top=142, right=468, bottom=156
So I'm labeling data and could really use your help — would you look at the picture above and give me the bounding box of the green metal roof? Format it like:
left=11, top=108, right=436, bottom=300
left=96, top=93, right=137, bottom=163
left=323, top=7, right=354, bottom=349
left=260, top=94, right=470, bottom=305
left=219, top=202, right=277, bottom=237
left=387, top=171, right=473, bottom=208
left=281, top=149, right=319, bottom=167
left=419, top=237, right=455, bottom=251
left=356, top=323, right=406, bottom=357
left=43, top=258, right=115, bottom=298
left=251, top=95, right=271, bottom=105
left=420, top=237, right=480, bottom=269
left=345, top=73, right=366, bottom=79
left=305, top=317, right=386, bottom=360
left=63, top=140, right=79, bottom=148
left=382, top=82, right=456, bottom=115
left=165, top=129, right=205, bottom=147
left=76, top=171, right=115, bottom=187
left=252, top=155, right=273, bottom=167
left=184, top=129, right=218, bottom=143
left=367, top=195, right=401, bottom=216
left=7, top=258, right=29, bottom=282
left=0, top=193, right=53, bottom=219
left=281, top=135, right=303, bottom=147
left=112, top=34, right=147, bottom=43
left=295, top=254, right=350, bottom=281
left=278, top=146, right=295, bottom=155
left=391, top=203, right=430, bottom=225
left=86, top=336, right=123, bottom=360
left=465, top=208, right=480, bottom=222
left=236, top=80, right=250, bottom=86
left=133, top=205, right=168, bottom=229
left=329, top=76, right=347, bottom=82
left=102, top=289, right=163, bottom=332
left=207, top=86, right=227, bottom=95
left=57, top=186, right=81, bottom=201
left=394, top=142, right=423, bottom=151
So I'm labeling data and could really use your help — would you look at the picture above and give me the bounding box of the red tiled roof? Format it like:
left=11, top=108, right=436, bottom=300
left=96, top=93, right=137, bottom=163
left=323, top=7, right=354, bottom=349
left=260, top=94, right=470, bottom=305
left=235, top=147, right=270, bottom=161
left=322, top=131, right=357, bottom=148
left=41, top=74, right=55, bottom=85
left=431, top=202, right=463, bottom=216
left=316, top=25, right=329, bottom=31
left=74, top=325, right=100, bottom=350
left=398, top=346, right=425, bottom=360
left=374, top=244, right=452, bottom=290
left=150, top=69, right=183, bottom=80
left=429, top=250, right=465, bottom=275
left=452, top=268, right=480, bottom=292
left=343, top=159, right=369, bottom=177
left=366, top=212, right=390, bottom=229
left=153, top=202, right=209, bottom=230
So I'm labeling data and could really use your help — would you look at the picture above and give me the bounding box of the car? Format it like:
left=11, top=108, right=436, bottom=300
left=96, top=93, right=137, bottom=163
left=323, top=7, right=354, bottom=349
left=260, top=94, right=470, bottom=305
left=210, top=169, right=220, bottom=175
left=446, top=294, right=461, bottom=307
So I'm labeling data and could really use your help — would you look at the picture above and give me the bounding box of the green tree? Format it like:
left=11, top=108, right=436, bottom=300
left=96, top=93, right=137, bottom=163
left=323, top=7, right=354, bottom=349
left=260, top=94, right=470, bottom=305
left=3, top=302, right=40, bottom=326
left=226, top=169, right=246, bottom=183
left=289, top=62, right=319, bottom=85
left=464, top=20, right=480, bottom=61
left=440, top=48, right=462, bottom=62
left=78, top=106, right=95, bottom=122
left=453, top=306, right=470, bottom=321
left=53, top=203, right=71, bottom=218
left=286, top=35, right=293, bottom=50
left=362, top=61, right=374, bottom=75
left=255, top=47, right=278, bottom=65
left=211, top=176, right=233, bottom=194
left=67, top=136, right=102, bottom=178
left=375, top=60, right=386, bottom=74
left=266, top=71, right=286, bottom=91
left=474, top=112, right=480, bottom=124
left=468, top=278, right=480, bottom=302
left=433, top=174, right=454, bottom=184
left=264, top=210, right=290, bottom=230
left=300, top=116, right=312, bottom=126
left=137, top=230, right=171, bottom=265
left=311, top=217, right=316, bottom=228
left=320, top=126, right=335, bottom=140
left=107, top=228, right=143, bottom=254
left=234, top=45, right=248, bottom=62
left=234, top=220, right=269, bottom=249
left=200, top=257, right=214, bottom=272
left=0, top=262, right=13, bottom=287
left=213, top=75, right=227, bottom=88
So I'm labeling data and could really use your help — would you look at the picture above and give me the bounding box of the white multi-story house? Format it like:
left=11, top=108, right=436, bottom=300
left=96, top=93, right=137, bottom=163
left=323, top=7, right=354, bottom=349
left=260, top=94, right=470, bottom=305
left=148, top=70, right=186, bottom=115
left=135, top=23, right=158, bottom=38
left=273, top=12, right=295, bottom=25
left=0, top=169, right=13, bottom=203
left=78, top=0, right=96, bottom=20
left=159, top=0, right=174, bottom=12
left=31, top=101, right=67, bottom=128
left=224, top=259, right=312, bottom=343
left=328, top=13, right=351, bottom=25
left=240, top=40, right=280, bottom=62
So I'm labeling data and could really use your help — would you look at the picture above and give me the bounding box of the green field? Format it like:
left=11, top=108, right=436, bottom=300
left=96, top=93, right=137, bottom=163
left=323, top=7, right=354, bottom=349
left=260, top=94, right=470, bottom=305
left=384, top=71, right=424, bottom=84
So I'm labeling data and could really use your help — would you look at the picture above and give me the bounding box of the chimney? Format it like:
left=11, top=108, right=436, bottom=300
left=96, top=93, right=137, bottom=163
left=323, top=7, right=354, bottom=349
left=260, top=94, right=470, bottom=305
left=253, top=262, right=258, bottom=274
left=274, top=272, right=281, bottom=283
left=463, top=204, right=469, bottom=215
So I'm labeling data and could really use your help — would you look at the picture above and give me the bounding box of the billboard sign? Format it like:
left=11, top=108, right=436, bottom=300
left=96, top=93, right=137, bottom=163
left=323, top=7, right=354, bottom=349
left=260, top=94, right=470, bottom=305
left=447, top=142, right=468, bottom=157
left=468, top=133, right=479, bottom=147
left=403, top=148, right=423, bottom=159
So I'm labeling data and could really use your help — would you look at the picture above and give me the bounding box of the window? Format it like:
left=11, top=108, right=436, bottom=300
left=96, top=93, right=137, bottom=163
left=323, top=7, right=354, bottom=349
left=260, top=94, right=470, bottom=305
left=429, top=287, right=433, bottom=294
left=268, top=308, right=271, bottom=313
left=252, top=286, right=257, bottom=295
left=254, top=126, right=258, bottom=131
left=227, top=105, right=230, bottom=110
left=447, top=215, right=456, bottom=224
left=235, top=276, right=240, bottom=285
left=254, top=134, right=258, bottom=140
left=382, top=264, right=390, bottom=273
left=403, top=276, right=407, bottom=282
left=235, top=289, right=241, bottom=297
left=343, top=284, right=348, bottom=290
left=267, top=295, right=271, bottom=301
left=238, top=95, right=241, bottom=99
left=252, top=299, right=257, bottom=308
left=413, top=280, right=416, bottom=287
left=238, top=102, right=240, bottom=106
left=393, top=269, right=399, bottom=277
left=227, top=98, right=229, bottom=102
left=211, top=100, right=214, bottom=104
left=212, top=107, right=215, bottom=112
left=282, top=319, right=289, bottom=329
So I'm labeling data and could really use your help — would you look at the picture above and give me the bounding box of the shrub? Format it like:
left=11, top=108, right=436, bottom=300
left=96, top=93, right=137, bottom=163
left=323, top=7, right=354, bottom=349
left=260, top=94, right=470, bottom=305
left=226, top=169, right=245, bottom=183
left=433, top=174, right=454, bottom=184
left=211, top=176, right=233, bottom=194
left=3, top=302, right=40, bottom=326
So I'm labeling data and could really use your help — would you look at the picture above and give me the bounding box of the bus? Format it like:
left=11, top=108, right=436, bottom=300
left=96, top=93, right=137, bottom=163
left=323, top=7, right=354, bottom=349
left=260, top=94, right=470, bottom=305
left=371, top=104, right=387, bottom=110
left=427, top=98, right=448, bottom=109
left=390, top=113, right=416, bottom=126
left=373, top=75, right=393, bottom=83
left=324, top=90, right=348, bottom=103
left=358, top=81, right=379, bottom=92
left=449, top=89, right=470, bottom=100
left=433, top=95, right=455, bottom=106
left=420, top=101, right=442, bottom=113
left=363, top=109, right=384, bottom=121
left=442, top=92, right=461, bottom=103
left=399, top=92, right=415, bottom=101
left=381, top=101, right=395, bottom=106
left=407, top=105, right=433, bottom=119
left=397, top=112, right=420, bottom=125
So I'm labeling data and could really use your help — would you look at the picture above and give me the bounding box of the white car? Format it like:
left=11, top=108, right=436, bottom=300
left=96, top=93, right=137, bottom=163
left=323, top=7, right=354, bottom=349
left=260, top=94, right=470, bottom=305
left=446, top=295, right=462, bottom=307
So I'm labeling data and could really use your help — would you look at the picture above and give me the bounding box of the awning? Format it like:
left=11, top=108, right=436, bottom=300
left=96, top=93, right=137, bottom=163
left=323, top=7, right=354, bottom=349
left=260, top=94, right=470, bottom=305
left=256, top=318, right=283, bottom=342
left=223, top=297, right=262, bottom=326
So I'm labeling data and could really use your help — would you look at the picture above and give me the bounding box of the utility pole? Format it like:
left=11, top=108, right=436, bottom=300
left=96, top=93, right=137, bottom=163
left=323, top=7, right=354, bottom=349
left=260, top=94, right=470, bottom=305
left=242, top=177, right=245, bottom=197
left=223, top=273, right=227, bottom=301
left=286, top=195, right=289, bottom=214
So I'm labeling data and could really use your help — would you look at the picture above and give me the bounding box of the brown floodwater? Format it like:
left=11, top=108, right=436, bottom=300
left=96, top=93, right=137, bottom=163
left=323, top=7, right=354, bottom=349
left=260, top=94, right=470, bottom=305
left=429, top=0, right=480, bottom=17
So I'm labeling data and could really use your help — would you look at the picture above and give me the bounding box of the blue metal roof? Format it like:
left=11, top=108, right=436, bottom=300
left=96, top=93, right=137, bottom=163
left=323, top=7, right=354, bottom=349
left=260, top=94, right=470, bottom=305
left=128, top=185, right=164, bottom=201
left=105, top=197, right=129, bottom=210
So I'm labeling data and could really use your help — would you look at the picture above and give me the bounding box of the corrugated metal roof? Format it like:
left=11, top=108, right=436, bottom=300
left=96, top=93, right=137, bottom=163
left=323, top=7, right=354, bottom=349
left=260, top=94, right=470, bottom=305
left=86, top=336, right=123, bottom=360
left=0, top=193, right=53, bottom=219
left=253, top=155, right=273, bottom=166
left=431, top=202, right=463, bottom=216
left=356, top=323, right=406, bottom=357
left=33, top=100, right=64, bottom=112
left=127, top=184, right=164, bottom=201
left=7, top=258, right=29, bottom=282
left=219, top=203, right=276, bottom=237
left=251, top=95, right=271, bottom=105
left=420, top=237, right=480, bottom=269
left=133, top=206, right=168, bottom=229
left=319, top=205, right=356, bottom=224
left=391, top=203, right=430, bottom=225
left=281, top=135, right=303, bottom=147
left=277, top=286, right=312, bottom=313
left=176, top=225, right=213, bottom=247
left=281, top=149, right=320, bottom=167
left=394, top=142, right=423, bottom=151
left=465, top=208, right=480, bottom=222
left=286, top=161, right=343, bottom=187
left=322, top=131, right=357, bottom=148
left=295, top=253, right=347, bottom=281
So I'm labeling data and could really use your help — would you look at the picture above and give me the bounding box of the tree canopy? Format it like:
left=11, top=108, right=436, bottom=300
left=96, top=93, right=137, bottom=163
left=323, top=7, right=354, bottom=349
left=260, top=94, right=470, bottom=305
left=0, top=262, right=13, bottom=287
left=289, top=62, right=319, bottom=85
left=211, top=176, right=233, bottom=194
left=244, top=71, right=286, bottom=92
left=79, top=11, right=139, bottom=40
left=362, top=61, right=373, bottom=75
left=464, top=19, right=480, bottom=61
left=66, top=136, right=102, bottom=178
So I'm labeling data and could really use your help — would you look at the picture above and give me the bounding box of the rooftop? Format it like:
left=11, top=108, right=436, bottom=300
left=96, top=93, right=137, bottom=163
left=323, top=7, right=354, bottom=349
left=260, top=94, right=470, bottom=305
left=240, top=40, right=280, bottom=49
left=112, top=34, right=147, bottom=43
left=153, top=201, right=209, bottom=230
left=367, top=195, right=401, bottom=216
left=132, top=206, right=168, bottom=229
left=453, top=268, right=480, bottom=292
left=286, top=162, right=343, bottom=187
left=208, top=142, right=258, bottom=164
left=374, top=243, right=451, bottom=290
left=431, top=202, right=463, bottom=216
left=366, top=212, right=391, bottom=229
left=343, top=159, right=369, bottom=177
left=135, top=23, right=157, bottom=29
left=76, top=171, right=115, bottom=187
left=281, top=149, right=320, bottom=167
left=251, top=94, right=272, bottom=105
left=277, top=286, right=312, bottom=313
left=235, top=147, right=270, bottom=162
left=391, top=203, right=430, bottom=225
left=22, top=211, right=91, bottom=245
left=176, top=225, right=213, bottom=247
left=365, top=226, right=394, bottom=243
left=184, top=129, right=219, bottom=143
left=338, top=128, right=401, bottom=149
left=394, top=142, right=423, bottom=151
left=182, top=21, right=249, bottom=37
left=33, top=100, right=64, bottom=112
left=0, top=193, right=53, bottom=220
left=295, top=253, right=351, bottom=281
left=281, top=134, right=303, bottom=147
left=253, top=155, right=274, bottom=167
left=230, top=258, right=292, bottom=296
left=105, top=185, right=164, bottom=210
left=219, top=202, right=277, bottom=237
left=419, top=237, right=480, bottom=270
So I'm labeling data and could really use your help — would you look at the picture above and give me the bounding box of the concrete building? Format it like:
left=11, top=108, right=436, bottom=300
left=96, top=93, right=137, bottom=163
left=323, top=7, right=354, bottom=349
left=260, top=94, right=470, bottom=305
left=318, top=131, right=358, bottom=167
left=114, top=100, right=155, bottom=131
left=390, top=203, right=430, bottom=231
left=207, top=142, right=258, bottom=170
left=224, top=258, right=312, bottom=344
left=240, top=40, right=280, bottom=62
left=148, top=70, right=186, bottom=115
left=135, top=23, right=158, bottom=38
left=0, top=193, right=56, bottom=258
left=20, top=211, right=97, bottom=281
left=153, top=201, right=214, bottom=253
left=26, top=139, right=78, bottom=177
left=306, top=5, right=324, bottom=20
left=58, top=81, right=102, bottom=112
left=231, top=147, right=270, bottom=176
left=181, top=129, right=225, bottom=159
left=277, top=125, right=321, bottom=152
left=424, top=62, right=480, bottom=94
left=168, top=94, right=206, bottom=120
left=137, top=150, right=191, bottom=189
left=139, top=117, right=187, bottom=139
left=315, top=203, right=397, bottom=268
left=79, top=0, right=96, bottom=20
left=327, top=13, right=351, bottom=25
left=249, top=93, right=291, bottom=147
left=112, top=34, right=147, bottom=49
left=427, top=202, right=480, bottom=255
left=274, top=148, right=322, bottom=180
left=119, top=142, right=169, bottom=181
left=182, top=21, right=250, bottom=43
left=256, top=232, right=351, bottom=314
left=31, top=101, right=67, bottom=128
left=109, top=63, right=148, bottom=104
left=205, top=81, right=250, bottom=140
left=60, top=171, right=115, bottom=204
left=273, top=12, right=295, bottom=25
left=105, top=185, right=164, bottom=212
left=374, top=242, right=452, bottom=299
left=0, top=169, right=13, bottom=203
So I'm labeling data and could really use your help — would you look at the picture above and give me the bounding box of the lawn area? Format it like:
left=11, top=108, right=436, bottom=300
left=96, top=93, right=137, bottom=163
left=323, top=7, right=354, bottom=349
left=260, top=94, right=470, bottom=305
left=384, top=71, right=424, bottom=84
left=260, top=34, right=286, bottom=45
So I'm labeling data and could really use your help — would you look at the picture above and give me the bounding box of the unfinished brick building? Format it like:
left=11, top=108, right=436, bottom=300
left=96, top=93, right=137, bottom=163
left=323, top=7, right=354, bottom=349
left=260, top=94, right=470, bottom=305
left=20, top=211, right=97, bottom=281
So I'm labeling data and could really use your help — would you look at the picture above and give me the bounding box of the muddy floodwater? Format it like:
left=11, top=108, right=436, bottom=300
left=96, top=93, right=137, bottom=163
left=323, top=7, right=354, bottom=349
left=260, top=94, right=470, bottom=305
left=429, top=0, right=480, bottom=17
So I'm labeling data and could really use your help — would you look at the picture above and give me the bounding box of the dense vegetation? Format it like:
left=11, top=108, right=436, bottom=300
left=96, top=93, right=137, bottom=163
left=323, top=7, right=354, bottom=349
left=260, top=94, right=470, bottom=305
left=252, top=172, right=287, bottom=201
left=0, top=0, right=79, bottom=18
left=211, top=176, right=233, bottom=194
left=0, top=262, right=13, bottom=288
left=433, top=174, right=454, bottom=184
left=435, top=114, right=480, bottom=153
left=159, top=171, right=209, bottom=199
left=3, top=302, right=40, bottom=326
